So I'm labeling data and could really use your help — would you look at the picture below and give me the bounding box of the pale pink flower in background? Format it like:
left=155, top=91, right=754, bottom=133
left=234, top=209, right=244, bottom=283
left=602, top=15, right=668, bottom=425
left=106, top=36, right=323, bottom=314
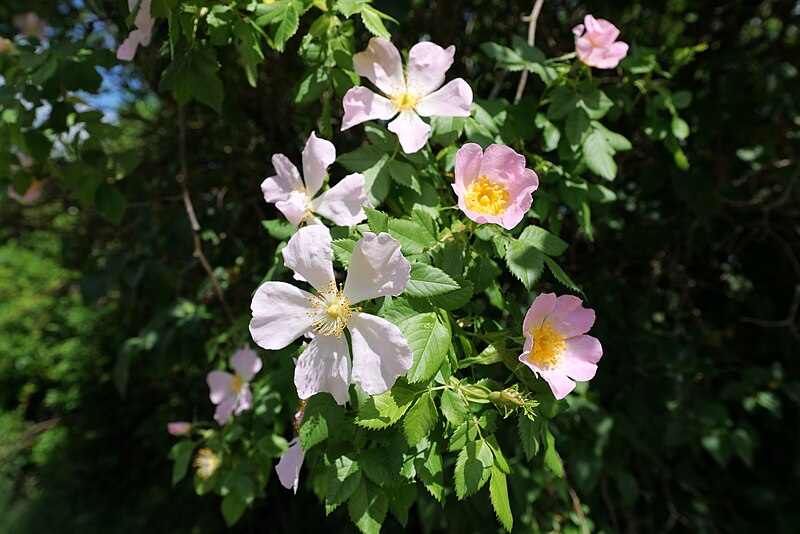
left=342, top=37, right=473, bottom=154
left=206, top=347, right=262, bottom=425
left=13, top=12, right=47, bottom=40
left=7, top=180, right=43, bottom=204
left=519, top=293, right=603, bottom=400
left=167, top=421, right=192, bottom=436
left=117, top=0, right=154, bottom=61
left=250, top=225, right=412, bottom=404
left=276, top=438, right=305, bottom=493
left=452, top=143, right=539, bottom=230
left=262, top=132, right=368, bottom=227
left=572, top=14, right=629, bottom=69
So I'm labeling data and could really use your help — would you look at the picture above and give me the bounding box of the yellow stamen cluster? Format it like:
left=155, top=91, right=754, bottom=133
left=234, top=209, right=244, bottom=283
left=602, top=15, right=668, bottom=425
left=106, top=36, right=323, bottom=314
left=290, top=184, right=315, bottom=223
left=231, top=373, right=245, bottom=395
left=391, top=91, right=421, bottom=111
left=306, top=280, right=360, bottom=337
left=526, top=321, right=566, bottom=370
left=194, top=448, right=220, bottom=480
left=464, top=177, right=510, bottom=216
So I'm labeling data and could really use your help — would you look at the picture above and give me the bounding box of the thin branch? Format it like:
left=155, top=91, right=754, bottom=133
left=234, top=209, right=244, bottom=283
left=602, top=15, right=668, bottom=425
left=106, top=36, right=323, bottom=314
left=176, top=106, right=235, bottom=325
left=513, top=0, right=545, bottom=104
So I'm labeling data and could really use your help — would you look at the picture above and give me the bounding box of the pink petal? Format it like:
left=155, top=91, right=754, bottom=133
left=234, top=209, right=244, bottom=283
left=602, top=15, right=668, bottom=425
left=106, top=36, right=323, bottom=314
left=539, top=368, right=577, bottom=400
left=415, top=78, right=473, bottom=118
left=522, top=292, right=557, bottom=333
left=249, top=281, right=314, bottom=350
left=575, top=37, right=594, bottom=63
left=405, top=42, right=455, bottom=96
left=584, top=14, right=602, bottom=35
left=341, top=87, right=397, bottom=131
left=479, top=144, right=527, bottom=181
left=275, top=190, right=310, bottom=227
left=343, top=232, right=410, bottom=305
left=134, top=0, right=154, bottom=39
left=348, top=313, right=413, bottom=395
left=388, top=110, right=430, bottom=154
left=231, top=347, right=262, bottom=381
left=282, top=225, right=336, bottom=292
left=311, top=173, right=368, bottom=227
left=234, top=386, right=253, bottom=415
left=214, top=395, right=238, bottom=425
left=276, top=437, right=305, bottom=493
left=271, top=154, right=303, bottom=195
left=453, top=143, right=484, bottom=195
left=294, top=334, right=352, bottom=405
left=590, top=18, right=620, bottom=46
left=116, top=32, right=142, bottom=61
left=301, top=132, right=335, bottom=196
left=552, top=297, right=596, bottom=338
left=564, top=334, right=603, bottom=366
left=207, top=371, right=234, bottom=405
left=352, top=37, right=405, bottom=95
left=498, top=203, right=527, bottom=230
left=572, top=23, right=585, bottom=37
left=167, top=422, right=192, bottom=436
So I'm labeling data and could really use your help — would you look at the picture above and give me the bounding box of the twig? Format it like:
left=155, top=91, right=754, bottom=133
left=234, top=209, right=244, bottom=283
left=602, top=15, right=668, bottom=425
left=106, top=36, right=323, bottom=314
left=513, top=0, right=545, bottom=104
left=176, top=106, right=235, bottom=325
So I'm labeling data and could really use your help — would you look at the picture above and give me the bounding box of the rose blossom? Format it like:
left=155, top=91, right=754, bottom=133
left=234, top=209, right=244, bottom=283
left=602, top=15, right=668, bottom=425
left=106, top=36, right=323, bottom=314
left=206, top=347, right=262, bottom=425
left=250, top=225, right=412, bottom=404
left=519, top=293, right=603, bottom=400
left=117, top=0, right=154, bottom=61
left=167, top=421, right=192, bottom=436
left=572, top=14, right=629, bottom=69
left=452, top=143, right=539, bottom=230
left=262, top=132, right=368, bottom=227
left=342, top=37, right=473, bottom=154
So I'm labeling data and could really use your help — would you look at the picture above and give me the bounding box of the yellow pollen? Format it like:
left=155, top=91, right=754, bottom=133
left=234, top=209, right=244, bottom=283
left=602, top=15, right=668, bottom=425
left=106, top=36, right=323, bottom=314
left=194, top=448, right=220, bottom=480
left=391, top=91, right=421, bottom=111
left=306, top=280, right=360, bottom=337
left=231, top=373, right=245, bottom=395
left=526, top=321, right=566, bottom=370
left=464, top=177, right=509, bottom=216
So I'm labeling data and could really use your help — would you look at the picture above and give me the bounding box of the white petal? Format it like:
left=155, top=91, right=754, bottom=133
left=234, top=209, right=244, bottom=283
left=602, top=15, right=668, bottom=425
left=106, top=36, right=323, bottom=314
left=276, top=438, right=305, bottom=493
left=231, top=347, right=262, bottom=381
left=275, top=190, right=310, bottom=227
left=343, top=232, right=410, bottom=304
left=268, top=154, right=302, bottom=198
left=352, top=37, right=405, bottom=95
left=294, top=334, right=352, bottom=405
left=388, top=110, right=431, bottom=154
left=249, top=282, right=313, bottom=350
left=207, top=371, right=234, bottom=405
left=348, top=313, right=412, bottom=395
left=406, top=42, right=455, bottom=96
left=311, top=173, right=368, bottom=227
left=301, top=132, right=335, bottom=197
left=282, top=225, right=336, bottom=292
left=416, top=79, right=473, bottom=118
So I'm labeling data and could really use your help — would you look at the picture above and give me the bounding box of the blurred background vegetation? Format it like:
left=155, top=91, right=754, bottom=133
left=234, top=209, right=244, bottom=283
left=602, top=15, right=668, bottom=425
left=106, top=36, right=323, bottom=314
left=1, top=0, right=799, bottom=532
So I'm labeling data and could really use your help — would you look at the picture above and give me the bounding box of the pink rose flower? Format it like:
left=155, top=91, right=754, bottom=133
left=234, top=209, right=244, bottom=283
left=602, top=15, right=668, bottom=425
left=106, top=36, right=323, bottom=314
left=572, top=14, right=629, bottom=69
left=452, top=143, right=539, bottom=230
left=519, top=293, right=603, bottom=400
left=13, top=12, right=47, bottom=40
left=275, top=437, right=305, bottom=493
left=342, top=37, right=473, bottom=154
left=117, top=0, right=154, bottom=61
left=249, top=225, right=413, bottom=404
left=262, top=132, right=368, bottom=227
left=167, top=421, right=192, bottom=436
left=207, top=347, right=263, bottom=425
left=7, top=180, right=43, bottom=204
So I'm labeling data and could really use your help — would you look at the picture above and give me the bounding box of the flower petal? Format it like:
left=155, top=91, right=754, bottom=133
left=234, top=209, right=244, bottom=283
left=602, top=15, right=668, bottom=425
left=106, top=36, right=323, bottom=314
left=275, top=190, right=310, bottom=227
left=539, top=368, right=577, bottom=400
left=311, top=173, right=368, bottom=227
left=415, top=79, right=473, bottom=118
left=263, top=154, right=302, bottom=203
left=406, top=42, right=455, bottom=95
left=388, top=110, right=430, bottom=154
left=522, top=292, right=557, bottom=334
left=234, top=386, right=253, bottom=415
left=564, top=334, right=603, bottom=366
left=116, top=30, right=145, bottom=61
left=250, top=282, right=313, bottom=350
left=207, top=371, right=234, bottom=405
left=282, top=225, right=336, bottom=292
left=231, top=347, right=263, bottom=381
left=352, top=37, right=405, bottom=95
left=343, top=232, right=410, bottom=304
left=276, top=437, right=305, bottom=494
left=479, top=144, right=527, bottom=181
left=301, top=132, right=335, bottom=196
left=214, top=395, right=238, bottom=425
left=550, top=295, right=596, bottom=338
left=341, top=87, right=397, bottom=130
left=453, top=143, right=483, bottom=195
left=294, top=334, right=352, bottom=405
left=348, top=313, right=413, bottom=395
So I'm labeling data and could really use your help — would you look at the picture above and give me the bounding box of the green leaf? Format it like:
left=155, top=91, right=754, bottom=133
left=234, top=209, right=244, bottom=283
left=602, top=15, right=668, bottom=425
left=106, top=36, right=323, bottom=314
left=327, top=454, right=362, bottom=510
left=454, top=440, right=494, bottom=499
left=547, top=87, right=578, bottom=120
left=518, top=225, right=568, bottom=256
left=359, top=448, right=398, bottom=487
left=403, top=392, right=437, bottom=445
left=360, top=6, right=391, bottom=40
left=169, top=440, right=196, bottom=486
left=364, top=206, right=388, bottom=233
left=517, top=415, right=539, bottom=461
left=565, top=107, right=590, bottom=147
left=428, top=277, right=474, bottom=311
left=332, top=238, right=356, bottom=267
left=337, top=0, right=369, bottom=18
left=295, top=65, right=329, bottom=104
left=582, top=129, right=617, bottom=180
left=221, top=492, right=247, bottom=527
left=387, top=218, right=434, bottom=254
left=405, top=264, right=459, bottom=298
left=95, top=184, right=127, bottom=225
left=440, top=389, right=469, bottom=427
left=414, top=439, right=444, bottom=502
left=671, top=115, right=690, bottom=141
left=401, top=313, right=451, bottom=383
left=489, top=466, right=513, bottom=531
left=505, top=239, right=545, bottom=290
left=386, top=482, right=417, bottom=527
left=387, top=159, right=421, bottom=194
left=356, top=383, right=417, bottom=429
left=273, top=4, right=300, bottom=52
left=299, top=394, right=344, bottom=450
left=262, top=219, right=297, bottom=240
left=542, top=428, right=563, bottom=477
left=543, top=256, right=583, bottom=296
left=348, top=479, right=388, bottom=534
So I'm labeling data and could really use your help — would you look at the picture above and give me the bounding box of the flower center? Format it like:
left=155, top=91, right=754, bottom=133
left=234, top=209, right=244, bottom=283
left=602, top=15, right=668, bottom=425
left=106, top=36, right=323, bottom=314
left=391, top=91, right=421, bottom=111
left=526, top=321, right=566, bottom=370
left=464, top=177, right=509, bottom=216
left=290, top=185, right=315, bottom=223
left=306, top=280, right=360, bottom=337
left=194, top=448, right=220, bottom=480
left=231, top=373, right=245, bottom=395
